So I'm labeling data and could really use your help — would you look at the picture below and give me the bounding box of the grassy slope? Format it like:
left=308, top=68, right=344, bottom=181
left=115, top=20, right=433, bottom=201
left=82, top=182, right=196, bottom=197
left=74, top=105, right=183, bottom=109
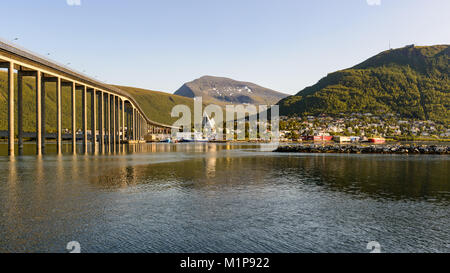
left=112, top=85, right=195, bottom=125
left=0, top=71, right=88, bottom=133
left=278, top=45, right=450, bottom=125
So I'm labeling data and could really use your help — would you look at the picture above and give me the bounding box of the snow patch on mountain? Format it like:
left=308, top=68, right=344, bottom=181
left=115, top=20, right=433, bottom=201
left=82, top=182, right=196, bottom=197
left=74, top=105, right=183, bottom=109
left=209, top=86, right=252, bottom=96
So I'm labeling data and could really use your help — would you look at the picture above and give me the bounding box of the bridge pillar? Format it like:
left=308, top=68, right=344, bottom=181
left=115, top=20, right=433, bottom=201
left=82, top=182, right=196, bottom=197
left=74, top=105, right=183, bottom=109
left=112, top=95, right=116, bottom=149
left=129, top=107, right=132, bottom=141
left=57, top=78, right=62, bottom=154
left=112, top=95, right=115, bottom=150
left=137, top=114, right=140, bottom=141
left=82, top=86, right=88, bottom=154
left=118, top=98, right=121, bottom=144
left=121, top=99, right=125, bottom=144
left=99, top=91, right=104, bottom=154
left=36, top=71, right=42, bottom=156
left=107, top=93, right=111, bottom=153
left=135, top=109, right=137, bottom=141
left=116, top=97, right=120, bottom=144
left=41, top=77, right=46, bottom=154
left=113, top=96, right=116, bottom=147
left=18, top=70, right=23, bottom=154
left=132, top=108, right=136, bottom=141
left=112, top=95, right=115, bottom=147
left=109, top=95, right=112, bottom=151
left=131, top=108, right=133, bottom=141
left=128, top=106, right=131, bottom=141
left=111, top=94, right=114, bottom=150
left=117, top=98, right=120, bottom=143
left=116, top=97, right=120, bottom=145
left=7, top=62, right=14, bottom=156
left=90, top=89, right=97, bottom=153
left=130, top=108, right=133, bottom=141
left=125, top=106, right=128, bottom=140
left=72, top=82, right=76, bottom=154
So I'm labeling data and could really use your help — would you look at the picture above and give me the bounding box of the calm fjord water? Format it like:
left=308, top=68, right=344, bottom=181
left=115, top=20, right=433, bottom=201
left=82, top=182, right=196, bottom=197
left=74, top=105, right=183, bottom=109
left=0, top=143, right=449, bottom=253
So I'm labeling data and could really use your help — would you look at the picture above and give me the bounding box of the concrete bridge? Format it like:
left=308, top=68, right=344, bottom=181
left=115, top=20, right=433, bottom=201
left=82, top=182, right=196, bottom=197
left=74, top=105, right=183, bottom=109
left=0, top=39, right=173, bottom=156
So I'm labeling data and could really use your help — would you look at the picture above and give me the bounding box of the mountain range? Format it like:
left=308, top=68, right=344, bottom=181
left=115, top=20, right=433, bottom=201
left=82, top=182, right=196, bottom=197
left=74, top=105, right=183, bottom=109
left=1, top=45, right=448, bottom=132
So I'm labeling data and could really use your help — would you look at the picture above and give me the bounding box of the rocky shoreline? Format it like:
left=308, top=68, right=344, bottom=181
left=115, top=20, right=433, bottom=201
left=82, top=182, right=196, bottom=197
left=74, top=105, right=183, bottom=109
left=275, top=144, right=450, bottom=155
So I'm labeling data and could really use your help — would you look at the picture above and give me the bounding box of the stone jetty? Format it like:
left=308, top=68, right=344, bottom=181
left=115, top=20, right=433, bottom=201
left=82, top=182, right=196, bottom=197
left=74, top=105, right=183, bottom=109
left=275, top=144, right=450, bottom=155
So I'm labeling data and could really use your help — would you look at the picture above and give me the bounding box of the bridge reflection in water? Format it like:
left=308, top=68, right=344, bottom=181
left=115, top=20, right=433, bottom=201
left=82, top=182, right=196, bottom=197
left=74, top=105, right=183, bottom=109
left=0, top=142, right=232, bottom=156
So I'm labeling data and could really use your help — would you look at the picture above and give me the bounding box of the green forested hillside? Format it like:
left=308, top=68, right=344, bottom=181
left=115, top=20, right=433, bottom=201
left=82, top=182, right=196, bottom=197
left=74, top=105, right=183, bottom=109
left=0, top=72, right=195, bottom=133
left=278, top=45, right=449, bottom=125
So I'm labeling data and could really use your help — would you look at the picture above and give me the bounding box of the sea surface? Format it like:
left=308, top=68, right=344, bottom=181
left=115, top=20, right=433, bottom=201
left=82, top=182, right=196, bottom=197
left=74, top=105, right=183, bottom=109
left=0, top=143, right=449, bottom=253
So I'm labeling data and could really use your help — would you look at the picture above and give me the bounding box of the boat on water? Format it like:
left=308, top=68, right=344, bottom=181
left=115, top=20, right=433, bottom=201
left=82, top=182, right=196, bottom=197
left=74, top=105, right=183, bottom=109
left=179, top=138, right=209, bottom=143
left=160, top=138, right=172, bottom=143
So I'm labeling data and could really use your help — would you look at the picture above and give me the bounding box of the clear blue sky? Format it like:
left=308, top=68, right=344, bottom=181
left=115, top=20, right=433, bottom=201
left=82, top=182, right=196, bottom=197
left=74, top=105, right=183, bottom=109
left=1, top=0, right=449, bottom=95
